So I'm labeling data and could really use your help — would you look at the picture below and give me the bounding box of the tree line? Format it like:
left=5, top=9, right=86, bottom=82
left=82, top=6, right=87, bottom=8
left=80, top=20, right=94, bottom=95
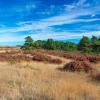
left=20, top=35, right=100, bottom=54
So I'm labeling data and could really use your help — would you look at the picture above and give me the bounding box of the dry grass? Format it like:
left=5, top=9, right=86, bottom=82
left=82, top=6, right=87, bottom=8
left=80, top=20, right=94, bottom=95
left=0, top=59, right=100, bottom=100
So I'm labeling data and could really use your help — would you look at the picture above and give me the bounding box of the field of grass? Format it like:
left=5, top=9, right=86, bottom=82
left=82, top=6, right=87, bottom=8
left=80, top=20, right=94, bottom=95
left=0, top=48, right=100, bottom=100
left=0, top=60, right=100, bottom=99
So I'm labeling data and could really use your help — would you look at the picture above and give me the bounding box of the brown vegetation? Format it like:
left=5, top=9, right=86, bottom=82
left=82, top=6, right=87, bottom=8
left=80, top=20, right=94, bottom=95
left=0, top=49, right=99, bottom=100
left=62, top=61, right=93, bottom=73
left=0, top=50, right=62, bottom=64
left=0, top=61, right=99, bottom=100
left=0, top=54, right=32, bottom=62
left=91, top=71, right=100, bottom=82
left=32, top=52, right=62, bottom=64
left=38, top=50, right=100, bottom=63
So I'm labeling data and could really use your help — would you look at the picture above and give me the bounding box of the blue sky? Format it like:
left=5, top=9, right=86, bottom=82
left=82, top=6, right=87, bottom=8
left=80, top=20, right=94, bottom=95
left=0, top=0, right=100, bottom=45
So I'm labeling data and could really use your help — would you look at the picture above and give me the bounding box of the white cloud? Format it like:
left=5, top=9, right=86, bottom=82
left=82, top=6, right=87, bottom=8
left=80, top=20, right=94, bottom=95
left=91, top=14, right=95, bottom=17
left=27, top=31, right=99, bottom=41
left=0, top=0, right=100, bottom=43
left=0, top=17, right=99, bottom=36
left=0, top=27, right=99, bottom=43
left=77, top=0, right=87, bottom=6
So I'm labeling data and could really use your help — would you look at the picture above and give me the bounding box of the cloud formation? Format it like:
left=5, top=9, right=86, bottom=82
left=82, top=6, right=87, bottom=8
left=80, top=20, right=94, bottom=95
left=0, top=0, right=100, bottom=45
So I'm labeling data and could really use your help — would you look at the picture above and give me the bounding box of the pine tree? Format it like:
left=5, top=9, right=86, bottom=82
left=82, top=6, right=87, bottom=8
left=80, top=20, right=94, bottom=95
left=91, top=35, right=98, bottom=44
left=44, top=39, right=56, bottom=50
left=78, top=36, right=91, bottom=52
left=22, top=36, right=34, bottom=50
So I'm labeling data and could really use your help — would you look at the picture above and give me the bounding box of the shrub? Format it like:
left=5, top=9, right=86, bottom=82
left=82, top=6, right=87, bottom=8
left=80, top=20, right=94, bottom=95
left=37, top=50, right=100, bottom=63
left=62, top=61, right=93, bottom=73
left=32, top=53, right=62, bottom=64
left=0, top=53, right=32, bottom=62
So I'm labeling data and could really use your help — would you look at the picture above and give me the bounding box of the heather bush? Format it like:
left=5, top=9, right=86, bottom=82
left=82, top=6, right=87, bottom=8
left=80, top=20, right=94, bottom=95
left=32, top=53, right=62, bottom=64
left=62, top=61, right=93, bottom=73
left=40, top=50, right=100, bottom=63
left=0, top=54, right=32, bottom=62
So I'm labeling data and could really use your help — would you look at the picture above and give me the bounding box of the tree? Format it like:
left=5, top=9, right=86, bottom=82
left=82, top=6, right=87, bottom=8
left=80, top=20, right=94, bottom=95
left=44, top=39, right=56, bottom=50
left=20, top=35, right=99, bottom=54
left=22, top=36, right=34, bottom=50
left=78, top=36, right=91, bottom=52
left=65, top=42, right=78, bottom=51
left=33, top=40, right=45, bottom=49
left=91, top=36, right=100, bottom=53
left=91, top=35, right=98, bottom=44
left=93, top=41, right=100, bottom=53
left=98, top=36, right=100, bottom=41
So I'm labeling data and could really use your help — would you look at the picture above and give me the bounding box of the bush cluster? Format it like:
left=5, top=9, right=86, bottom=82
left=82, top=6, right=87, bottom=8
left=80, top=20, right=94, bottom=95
left=0, top=52, right=62, bottom=64
left=62, top=61, right=93, bottom=73
left=0, top=53, right=32, bottom=62
left=32, top=52, right=62, bottom=64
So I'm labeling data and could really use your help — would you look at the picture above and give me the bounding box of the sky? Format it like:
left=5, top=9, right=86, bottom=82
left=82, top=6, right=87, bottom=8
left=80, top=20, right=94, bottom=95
left=0, top=0, right=100, bottom=45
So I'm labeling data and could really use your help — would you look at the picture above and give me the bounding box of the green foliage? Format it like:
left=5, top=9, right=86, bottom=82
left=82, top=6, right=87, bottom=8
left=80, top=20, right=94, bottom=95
left=33, top=40, right=45, bottom=49
left=91, top=35, right=98, bottom=44
left=44, top=39, right=56, bottom=50
left=91, top=36, right=99, bottom=53
left=78, top=35, right=100, bottom=54
left=64, top=42, right=78, bottom=51
left=92, top=39, right=100, bottom=53
left=78, top=36, right=91, bottom=52
left=21, top=35, right=100, bottom=54
left=21, top=36, right=34, bottom=50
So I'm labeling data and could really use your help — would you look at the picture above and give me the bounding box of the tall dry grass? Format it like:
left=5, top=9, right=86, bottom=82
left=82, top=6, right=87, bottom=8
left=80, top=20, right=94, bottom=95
left=0, top=61, right=100, bottom=100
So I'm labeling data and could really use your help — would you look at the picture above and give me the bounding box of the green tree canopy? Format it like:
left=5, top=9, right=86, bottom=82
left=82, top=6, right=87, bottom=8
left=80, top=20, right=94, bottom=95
left=91, top=36, right=100, bottom=53
left=91, top=35, right=98, bottom=44
left=78, top=36, right=91, bottom=52
left=20, top=35, right=99, bottom=54
left=22, top=36, right=34, bottom=50
left=44, top=39, right=56, bottom=50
